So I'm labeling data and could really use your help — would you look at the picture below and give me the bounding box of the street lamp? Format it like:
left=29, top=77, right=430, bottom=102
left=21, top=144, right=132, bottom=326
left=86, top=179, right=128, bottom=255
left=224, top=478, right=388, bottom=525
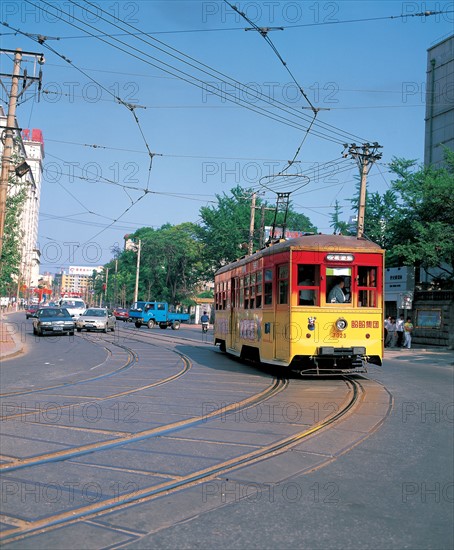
left=14, top=161, right=31, bottom=178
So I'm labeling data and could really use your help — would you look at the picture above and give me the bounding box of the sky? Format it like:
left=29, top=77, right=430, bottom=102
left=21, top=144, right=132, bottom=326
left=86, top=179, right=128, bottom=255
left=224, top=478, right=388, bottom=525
left=0, top=0, right=452, bottom=274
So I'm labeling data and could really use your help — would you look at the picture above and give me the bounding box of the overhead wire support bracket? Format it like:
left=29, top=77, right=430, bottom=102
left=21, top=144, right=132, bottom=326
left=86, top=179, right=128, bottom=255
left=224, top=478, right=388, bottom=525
left=244, top=26, right=284, bottom=36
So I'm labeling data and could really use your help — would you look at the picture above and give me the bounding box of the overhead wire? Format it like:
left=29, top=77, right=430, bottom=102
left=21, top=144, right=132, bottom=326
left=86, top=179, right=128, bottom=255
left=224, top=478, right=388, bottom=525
left=1, top=16, right=158, bottom=260
left=7, top=13, right=321, bottom=142
left=31, top=9, right=454, bottom=37
left=45, top=0, right=370, bottom=146
left=77, top=0, right=374, bottom=144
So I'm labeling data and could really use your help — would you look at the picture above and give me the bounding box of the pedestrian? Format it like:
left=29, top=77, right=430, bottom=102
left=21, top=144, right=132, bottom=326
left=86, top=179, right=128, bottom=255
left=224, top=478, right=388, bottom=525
left=384, top=315, right=391, bottom=347
left=404, top=317, right=413, bottom=349
left=386, top=317, right=397, bottom=347
left=327, top=277, right=346, bottom=303
left=396, top=314, right=405, bottom=347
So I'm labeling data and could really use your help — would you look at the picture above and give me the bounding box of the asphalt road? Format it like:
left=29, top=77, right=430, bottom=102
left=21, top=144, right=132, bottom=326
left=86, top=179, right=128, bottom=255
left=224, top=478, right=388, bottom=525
left=1, top=315, right=453, bottom=549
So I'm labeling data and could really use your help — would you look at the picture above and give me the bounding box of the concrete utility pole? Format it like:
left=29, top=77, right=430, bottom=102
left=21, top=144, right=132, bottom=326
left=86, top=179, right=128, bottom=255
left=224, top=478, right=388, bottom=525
left=342, top=143, right=383, bottom=238
left=0, top=48, right=44, bottom=258
left=0, top=49, right=22, bottom=258
left=114, top=258, right=118, bottom=307
left=104, top=267, right=109, bottom=307
left=247, top=192, right=257, bottom=256
left=133, top=239, right=141, bottom=303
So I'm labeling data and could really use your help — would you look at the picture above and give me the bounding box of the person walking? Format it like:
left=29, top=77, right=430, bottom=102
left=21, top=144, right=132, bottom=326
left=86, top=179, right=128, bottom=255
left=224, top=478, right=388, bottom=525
left=404, top=317, right=413, bottom=349
left=384, top=315, right=391, bottom=346
left=386, top=317, right=397, bottom=347
left=396, top=314, right=405, bottom=347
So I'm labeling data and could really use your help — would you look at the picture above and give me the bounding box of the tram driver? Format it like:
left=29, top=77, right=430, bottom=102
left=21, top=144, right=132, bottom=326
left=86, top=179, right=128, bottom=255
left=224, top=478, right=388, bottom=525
left=327, top=277, right=347, bottom=303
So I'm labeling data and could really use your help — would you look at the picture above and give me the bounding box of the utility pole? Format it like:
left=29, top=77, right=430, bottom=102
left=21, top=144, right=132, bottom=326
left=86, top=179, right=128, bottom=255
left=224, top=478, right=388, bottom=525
left=133, top=239, right=141, bottom=303
left=114, top=258, right=118, bottom=307
left=342, top=142, right=382, bottom=238
left=104, top=267, right=109, bottom=307
left=0, top=48, right=44, bottom=258
left=0, top=49, right=22, bottom=259
left=247, top=192, right=257, bottom=256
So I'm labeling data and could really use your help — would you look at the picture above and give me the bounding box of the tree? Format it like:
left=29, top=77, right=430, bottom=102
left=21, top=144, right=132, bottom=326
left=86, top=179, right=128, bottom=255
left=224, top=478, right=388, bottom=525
left=107, top=223, right=206, bottom=305
left=0, top=170, right=28, bottom=296
left=385, top=151, right=454, bottom=285
left=198, top=185, right=317, bottom=273
left=329, top=200, right=350, bottom=235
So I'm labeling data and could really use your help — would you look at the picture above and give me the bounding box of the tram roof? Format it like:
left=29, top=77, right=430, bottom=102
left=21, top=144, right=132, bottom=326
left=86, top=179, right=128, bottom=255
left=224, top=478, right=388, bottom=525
left=216, top=234, right=383, bottom=275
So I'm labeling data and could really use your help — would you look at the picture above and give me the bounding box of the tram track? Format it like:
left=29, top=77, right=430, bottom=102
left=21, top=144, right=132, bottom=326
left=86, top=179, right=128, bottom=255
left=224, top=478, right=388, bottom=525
left=0, top=377, right=364, bottom=544
left=1, top=327, right=290, bottom=471
left=0, top=375, right=287, bottom=472
left=1, top=321, right=216, bottom=408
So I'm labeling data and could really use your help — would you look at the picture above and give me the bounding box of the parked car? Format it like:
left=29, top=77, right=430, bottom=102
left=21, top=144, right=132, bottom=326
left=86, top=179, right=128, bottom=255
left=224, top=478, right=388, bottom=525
left=76, top=308, right=116, bottom=333
left=25, top=304, right=39, bottom=319
left=113, top=307, right=130, bottom=322
left=33, top=307, right=75, bottom=336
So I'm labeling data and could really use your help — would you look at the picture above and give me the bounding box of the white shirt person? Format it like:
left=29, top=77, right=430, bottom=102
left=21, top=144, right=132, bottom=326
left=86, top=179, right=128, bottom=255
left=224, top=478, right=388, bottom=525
left=328, top=278, right=346, bottom=303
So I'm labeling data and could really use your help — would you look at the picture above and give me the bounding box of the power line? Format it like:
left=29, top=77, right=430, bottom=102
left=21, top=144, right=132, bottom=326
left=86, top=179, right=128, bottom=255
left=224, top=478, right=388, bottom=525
left=27, top=9, right=453, bottom=38
left=76, top=0, right=369, bottom=145
left=36, top=0, right=370, bottom=146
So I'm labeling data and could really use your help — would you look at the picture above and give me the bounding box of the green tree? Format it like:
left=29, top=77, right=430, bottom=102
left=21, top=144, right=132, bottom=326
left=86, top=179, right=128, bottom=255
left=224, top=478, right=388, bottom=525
left=108, top=223, right=206, bottom=305
left=386, top=151, right=454, bottom=285
left=0, top=171, right=29, bottom=296
left=347, top=179, right=399, bottom=248
left=198, top=185, right=317, bottom=273
left=329, top=200, right=351, bottom=235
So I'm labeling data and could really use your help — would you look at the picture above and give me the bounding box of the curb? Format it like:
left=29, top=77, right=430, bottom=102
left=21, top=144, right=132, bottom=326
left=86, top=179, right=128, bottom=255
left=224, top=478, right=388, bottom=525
left=0, top=319, right=24, bottom=361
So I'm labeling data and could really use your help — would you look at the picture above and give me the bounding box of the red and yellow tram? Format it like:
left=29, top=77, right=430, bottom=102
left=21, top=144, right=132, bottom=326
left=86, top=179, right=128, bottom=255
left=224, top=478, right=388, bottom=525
left=214, top=234, right=384, bottom=375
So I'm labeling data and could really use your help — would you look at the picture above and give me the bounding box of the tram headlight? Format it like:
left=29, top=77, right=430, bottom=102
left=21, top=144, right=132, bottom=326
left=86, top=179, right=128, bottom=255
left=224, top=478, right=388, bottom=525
left=335, top=317, right=348, bottom=331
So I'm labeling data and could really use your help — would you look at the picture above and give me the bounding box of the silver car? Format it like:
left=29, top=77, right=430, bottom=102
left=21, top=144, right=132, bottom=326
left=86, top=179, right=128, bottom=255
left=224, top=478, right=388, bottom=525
left=76, top=308, right=116, bottom=333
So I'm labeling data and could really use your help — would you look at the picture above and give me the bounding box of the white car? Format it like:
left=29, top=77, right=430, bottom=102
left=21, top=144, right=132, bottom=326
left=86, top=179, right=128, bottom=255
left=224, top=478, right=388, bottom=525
left=76, top=308, right=116, bottom=333
left=59, top=299, right=87, bottom=319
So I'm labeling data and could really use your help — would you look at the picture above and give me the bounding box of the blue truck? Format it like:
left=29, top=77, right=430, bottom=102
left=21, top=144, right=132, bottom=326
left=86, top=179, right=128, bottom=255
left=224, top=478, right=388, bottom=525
left=129, top=301, right=190, bottom=330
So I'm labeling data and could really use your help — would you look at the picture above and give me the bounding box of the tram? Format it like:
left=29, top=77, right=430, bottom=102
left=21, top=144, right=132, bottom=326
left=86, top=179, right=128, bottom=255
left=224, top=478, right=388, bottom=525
left=214, top=234, right=384, bottom=375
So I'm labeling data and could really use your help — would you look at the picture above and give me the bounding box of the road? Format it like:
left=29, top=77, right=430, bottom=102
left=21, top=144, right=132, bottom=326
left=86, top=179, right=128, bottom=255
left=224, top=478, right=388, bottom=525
left=0, top=313, right=453, bottom=549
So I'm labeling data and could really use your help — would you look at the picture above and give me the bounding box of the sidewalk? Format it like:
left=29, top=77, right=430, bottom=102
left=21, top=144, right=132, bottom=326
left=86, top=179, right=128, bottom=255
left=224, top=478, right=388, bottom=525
left=0, top=313, right=24, bottom=361
left=384, top=345, right=454, bottom=367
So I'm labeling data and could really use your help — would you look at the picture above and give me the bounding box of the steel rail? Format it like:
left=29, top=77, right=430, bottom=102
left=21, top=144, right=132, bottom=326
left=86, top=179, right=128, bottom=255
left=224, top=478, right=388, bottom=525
left=0, top=377, right=360, bottom=543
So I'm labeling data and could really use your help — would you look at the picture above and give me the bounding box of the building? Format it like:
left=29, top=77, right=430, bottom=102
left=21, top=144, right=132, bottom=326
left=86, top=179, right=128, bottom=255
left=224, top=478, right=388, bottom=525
left=424, top=35, right=454, bottom=167
left=419, top=34, right=454, bottom=348
left=59, top=265, right=103, bottom=299
left=0, top=106, right=44, bottom=294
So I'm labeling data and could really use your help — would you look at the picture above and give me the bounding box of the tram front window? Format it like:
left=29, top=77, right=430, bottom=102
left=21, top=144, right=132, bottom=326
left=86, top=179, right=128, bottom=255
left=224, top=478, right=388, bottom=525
left=326, top=267, right=352, bottom=304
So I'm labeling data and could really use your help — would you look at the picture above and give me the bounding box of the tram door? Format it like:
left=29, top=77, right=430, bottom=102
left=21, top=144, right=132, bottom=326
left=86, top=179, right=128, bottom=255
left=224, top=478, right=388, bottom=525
left=231, top=277, right=240, bottom=351
left=274, top=264, right=290, bottom=361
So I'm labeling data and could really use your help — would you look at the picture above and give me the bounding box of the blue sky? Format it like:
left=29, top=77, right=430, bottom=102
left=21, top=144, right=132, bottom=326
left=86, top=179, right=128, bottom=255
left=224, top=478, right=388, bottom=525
left=1, top=1, right=452, bottom=273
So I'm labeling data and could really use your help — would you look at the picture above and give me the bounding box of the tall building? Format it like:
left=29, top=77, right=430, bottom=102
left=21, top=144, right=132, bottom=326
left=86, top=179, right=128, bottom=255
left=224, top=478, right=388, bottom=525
left=60, top=265, right=103, bottom=299
left=424, top=35, right=454, bottom=167
left=0, top=107, right=44, bottom=293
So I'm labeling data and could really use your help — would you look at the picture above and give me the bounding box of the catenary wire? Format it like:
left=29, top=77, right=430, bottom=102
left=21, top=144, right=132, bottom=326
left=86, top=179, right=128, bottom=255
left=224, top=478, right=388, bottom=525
left=56, top=0, right=370, bottom=145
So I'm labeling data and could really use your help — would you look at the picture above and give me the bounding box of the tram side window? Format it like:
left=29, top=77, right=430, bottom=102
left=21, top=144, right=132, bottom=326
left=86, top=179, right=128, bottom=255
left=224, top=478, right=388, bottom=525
left=358, top=266, right=377, bottom=307
left=231, top=278, right=236, bottom=308
left=244, top=275, right=250, bottom=309
left=264, top=269, right=273, bottom=306
left=278, top=265, right=289, bottom=305
left=224, top=280, right=229, bottom=309
left=249, top=273, right=256, bottom=309
left=297, top=264, right=319, bottom=306
left=215, top=282, right=222, bottom=311
left=256, top=271, right=262, bottom=308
